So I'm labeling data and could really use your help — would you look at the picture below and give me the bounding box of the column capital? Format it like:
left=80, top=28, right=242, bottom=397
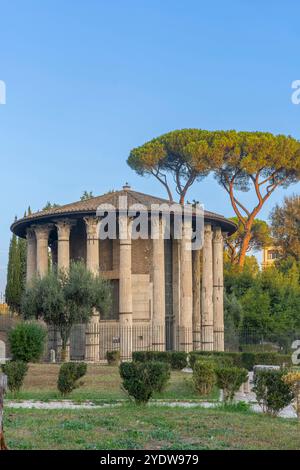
left=213, top=226, right=223, bottom=243
left=55, top=219, right=75, bottom=240
left=32, top=224, right=53, bottom=240
left=118, top=215, right=132, bottom=241
left=26, top=226, right=36, bottom=241
left=151, top=216, right=166, bottom=239
left=84, top=216, right=100, bottom=239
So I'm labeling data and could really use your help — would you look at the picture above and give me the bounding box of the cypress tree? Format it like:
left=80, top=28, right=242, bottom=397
left=5, top=234, right=21, bottom=313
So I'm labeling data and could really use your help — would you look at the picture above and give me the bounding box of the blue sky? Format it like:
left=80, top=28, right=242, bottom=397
left=0, top=0, right=300, bottom=293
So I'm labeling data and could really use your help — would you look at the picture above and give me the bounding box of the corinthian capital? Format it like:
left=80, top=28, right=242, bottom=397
left=32, top=224, right=53, bottom=240
left=55, top=219, right=75, bottom=240
left=213, top=226, right=223, bottom=243
left=84, top=216, right=100, bottom=239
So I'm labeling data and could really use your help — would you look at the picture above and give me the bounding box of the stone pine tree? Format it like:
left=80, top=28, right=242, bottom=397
left=127, top=129, right=222, bottom=204
left=214, top=131, right=300, bottom=267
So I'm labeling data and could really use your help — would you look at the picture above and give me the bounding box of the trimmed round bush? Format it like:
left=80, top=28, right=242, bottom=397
left=106, top=350, right=120, bottom=365
left=8, top=321, right=47, bottom=363
left=193, top=360, right=216, bottom=396
left=1, top=361, right=28, bottom=394
left=253, top=369, right=293, bottom=416
left=119, top=361, right=171, bottom=404
left=215, top=366, right=248, bottom=402
left=57, top=362, right=87, bottom=396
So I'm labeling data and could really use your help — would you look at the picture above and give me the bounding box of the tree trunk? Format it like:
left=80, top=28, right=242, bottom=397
left=0, top=374, right=8, bottom=450
left=238, top=229, right=253, bottom=268
left=61, top=347, right=67, bottom=362
left=60, top=333, right=69, bottom=362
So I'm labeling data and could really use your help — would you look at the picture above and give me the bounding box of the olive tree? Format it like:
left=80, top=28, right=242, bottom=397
left=21, top=261, right=112, bottom=361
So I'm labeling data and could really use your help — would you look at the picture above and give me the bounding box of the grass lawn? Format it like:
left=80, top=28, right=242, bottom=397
left=5, top=363, right=219, bottom=402
left=4, top=404, right=300, bottom=450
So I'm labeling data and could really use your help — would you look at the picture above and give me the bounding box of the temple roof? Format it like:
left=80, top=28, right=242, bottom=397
left=11, top=186, right=237, bottom=237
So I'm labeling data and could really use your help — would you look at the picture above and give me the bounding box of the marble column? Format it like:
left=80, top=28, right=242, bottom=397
left=172, top=238, right=180, bottom=350
left=33, top=224, right=52, bottom=278
left=84, top=217, right=100, bottom=362
left=26, top=227, right=37, bottom=285
left=201, top=224, right=214, bottom=351
left=56, top=220, right=73, bottom=271
left=179, top=218, right=193, bottom=352
left=152, top=217, right=165, bottom=351
left=119, top=215, right=132, bottom=360
left=84, top=217, right=100, bottom=275
left=192, top=249, right=201, bottom=350
left=213, top=227, right=224, bottom=351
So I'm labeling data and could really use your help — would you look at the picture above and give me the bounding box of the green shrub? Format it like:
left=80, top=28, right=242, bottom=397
left=106, top=350, right=120, bottom=365
left=253, top=369, right=293, bottom=416
left=132, top=351, right=187, bottom=370
left=57, top=362, right=87, bottom=396
left=189, top=351, right=292, bottom=371
left=215, top=366, right=248, bottom=402
left=189, top=351, right=237, bottom=369
left=192, top=360, right=216, bottom=395
left=119, top=361, right=171, bottom=404
left=1, top=361, right=28, bottom=393
left=169, top=351, right=188, bottom=370
left=8, top=321, right=47, bottom=363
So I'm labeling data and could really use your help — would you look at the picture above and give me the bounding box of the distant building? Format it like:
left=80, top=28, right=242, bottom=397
left=262, top=246, right=281, bottom=269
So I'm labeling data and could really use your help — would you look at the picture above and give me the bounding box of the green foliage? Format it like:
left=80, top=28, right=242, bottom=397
left=225, top=217, right=272, bottom=264
left=8, top=321, right=47, bottom=362
left=57, top=362, right=87, bottom=396
left=215, top=366, right=248, bottom=402
left=42, top=201, right=60, bottom=211
left=189, top=351, right=291, bottom=371
left=189, top=351, right=239, bottom=369
left=128, top=129, right=221, bottom=203
left=5, top=234, right=26, bottom=313
left=192, top=360, right=216, bottom=396
left=224, top=260, right=300, bottom=346
left=21, top=261, right=112, bottom=361
left=106, top=350, right=120, bottom=365
left=119, top=361, right=171, bottom=404
left=132, top=351, right=187, bottom=370
left=270, top=195, right=300, bottom=261
left=2, top=361, right=28, bottom=393
left=80, top=190, right=94, bottom=201
left=253, top=369, right=294, bottom=416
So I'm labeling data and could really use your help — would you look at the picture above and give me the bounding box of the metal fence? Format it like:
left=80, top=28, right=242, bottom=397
left=225, top=327, right=300, bottom=353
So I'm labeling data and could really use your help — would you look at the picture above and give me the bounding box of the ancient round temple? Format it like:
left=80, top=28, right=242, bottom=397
left=11, top=186, right=236, bottom=361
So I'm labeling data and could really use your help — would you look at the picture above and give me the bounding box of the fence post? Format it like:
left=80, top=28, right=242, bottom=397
left=0, top=373, right=8, bottom=450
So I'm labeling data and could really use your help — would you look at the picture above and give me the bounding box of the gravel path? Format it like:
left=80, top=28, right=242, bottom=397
left=4, top=399, right=297, bottom=417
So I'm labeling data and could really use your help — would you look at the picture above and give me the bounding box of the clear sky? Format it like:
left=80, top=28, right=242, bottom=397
left=0, top=0, right=300, bottom=293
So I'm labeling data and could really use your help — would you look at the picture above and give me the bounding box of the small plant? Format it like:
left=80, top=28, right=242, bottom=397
left=283, top=371, right=300, bottom=419
left=106, top=350, right=120, bottom=366
left=192, top=360, right=216, bottom=396
left=8, top=321, right=47, bottom=363
left=119, top=361, right=170, bottom=404
left=215, top=366, right=248, bottom=402
left=57, top=362, right=87, bottom=396
left=1, top=361, right=28, bottom=394
left=253, top=369, right=293, bottom=416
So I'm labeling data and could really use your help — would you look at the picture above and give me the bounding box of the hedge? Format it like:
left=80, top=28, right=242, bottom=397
left=132, top=351, right=187, bottom=370
left=189, top=351, right=292, bottom=371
